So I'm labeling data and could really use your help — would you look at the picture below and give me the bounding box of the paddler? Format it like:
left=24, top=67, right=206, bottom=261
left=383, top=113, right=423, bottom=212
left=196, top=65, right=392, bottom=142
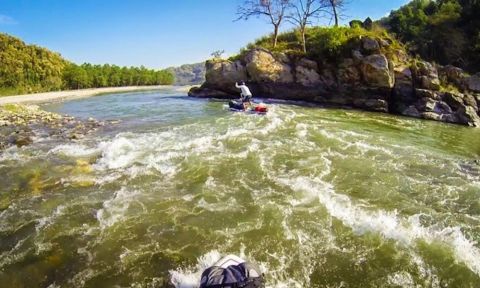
left=235, top=81, right=253, bottom=110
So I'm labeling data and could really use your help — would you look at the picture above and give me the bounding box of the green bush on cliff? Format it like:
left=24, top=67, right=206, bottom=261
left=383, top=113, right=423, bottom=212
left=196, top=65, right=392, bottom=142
left=234, top=25, right=402, bottom=62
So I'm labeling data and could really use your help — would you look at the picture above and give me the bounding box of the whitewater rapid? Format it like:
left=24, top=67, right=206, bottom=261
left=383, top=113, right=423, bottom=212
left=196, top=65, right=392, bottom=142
left=1, top=91, right=479, bottom=287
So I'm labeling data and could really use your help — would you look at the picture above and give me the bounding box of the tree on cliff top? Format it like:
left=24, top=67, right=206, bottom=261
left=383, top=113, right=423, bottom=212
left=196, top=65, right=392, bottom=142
left=236, top=0, right=291, bottom=48
left=287, top=0, right=329, bottom=53
left=323, top=0, right=348, bottom=27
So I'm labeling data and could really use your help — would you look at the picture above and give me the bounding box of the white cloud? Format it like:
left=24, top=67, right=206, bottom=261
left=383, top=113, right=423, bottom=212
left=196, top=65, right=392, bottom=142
left=0, top=14, right=17, bottom=25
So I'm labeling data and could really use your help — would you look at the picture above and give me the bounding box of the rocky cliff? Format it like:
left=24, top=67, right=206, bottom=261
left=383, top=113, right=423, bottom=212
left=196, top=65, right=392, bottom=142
left=189, top=36, right=480, bottom=127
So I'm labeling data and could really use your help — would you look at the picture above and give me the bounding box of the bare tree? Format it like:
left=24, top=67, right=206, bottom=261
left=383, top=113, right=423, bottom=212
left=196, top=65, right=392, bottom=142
left=324, top=0, right=347, bottom=27
left=236, top=0, right=291, bottom=48
left=287, top=0, right=329, bottom=53
left=211, top=50, right=225, bottom=59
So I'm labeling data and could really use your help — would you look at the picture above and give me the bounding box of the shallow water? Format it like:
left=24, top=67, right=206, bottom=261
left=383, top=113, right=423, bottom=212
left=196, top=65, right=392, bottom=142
left=1, top=89, right=480, bottom=287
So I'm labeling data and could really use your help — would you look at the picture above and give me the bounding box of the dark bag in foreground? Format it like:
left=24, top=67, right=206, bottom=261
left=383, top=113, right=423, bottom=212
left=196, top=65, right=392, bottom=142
left=199, top=255, right=264, bottom=288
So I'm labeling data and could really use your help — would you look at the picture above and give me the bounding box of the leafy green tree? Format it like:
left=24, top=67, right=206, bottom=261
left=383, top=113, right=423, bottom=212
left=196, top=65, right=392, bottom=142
left=381, top=0, right=480, bottom=71
left=0, top=33, right=174, bottom=96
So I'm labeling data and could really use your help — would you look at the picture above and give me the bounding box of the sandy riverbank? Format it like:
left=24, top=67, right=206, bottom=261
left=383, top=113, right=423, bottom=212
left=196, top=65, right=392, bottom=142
left=0, top=86, right=185, bottom=105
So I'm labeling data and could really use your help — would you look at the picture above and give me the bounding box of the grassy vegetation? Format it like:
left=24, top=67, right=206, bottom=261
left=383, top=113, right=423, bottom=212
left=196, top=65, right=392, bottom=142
left=229, top=25, right=405, bottom=63
left=229, top=0, right=480, bottom=73
left=0, top=87, right=29, bottom=97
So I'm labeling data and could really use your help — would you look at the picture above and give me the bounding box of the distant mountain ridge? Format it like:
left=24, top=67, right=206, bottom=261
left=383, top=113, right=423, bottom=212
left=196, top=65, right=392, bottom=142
left=167, top=63, right=205, bottom=86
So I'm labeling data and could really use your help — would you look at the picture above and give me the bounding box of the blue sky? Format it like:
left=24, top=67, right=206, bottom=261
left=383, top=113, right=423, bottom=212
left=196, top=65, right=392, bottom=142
left=0, top=0, right=408, bottom=69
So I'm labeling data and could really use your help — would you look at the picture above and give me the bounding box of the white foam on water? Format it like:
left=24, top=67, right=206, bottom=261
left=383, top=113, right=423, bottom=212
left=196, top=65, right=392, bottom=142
left=96, top=136, right=142, bottom=170
left=278, top=176, right=480, bottom=276
left=94, top=172, right=122, bottom=185
left=387, top=271, right=416, bottom=287
left=350, top=140, right=395, bottom=156
left=220, top=127, right=250, bottom=139
left=77, top=246, right=94, bottom=264
left=258, top=251, right=305, bottom=288
left=196, top=197, right=240, bottom=212
left=182, top=194, right=195, bottom=202
left=259, top=112, right=285, bottom=136
left=96, top=187, right=145, bottom=229
left=0, top=235, right=34, bottom=269
left=49, top=144, right=100, bottom=157
left=0, top=146, right=21, bottom=162
left=315, top=128, right=403, bottom=160
left=86, top=131, right=185, bottom=178
left=204, top=176, right=216, bottom=189
left=295, top=123, right=308, bottom=138
left=35, top=205, right=66, bottom=231
left=409, top=252, right=441, bottom=287
left=169, top=250, right=221, bottom=288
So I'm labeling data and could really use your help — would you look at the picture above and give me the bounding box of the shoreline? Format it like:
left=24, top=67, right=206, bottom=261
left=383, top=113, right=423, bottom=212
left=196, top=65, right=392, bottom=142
left=0, top=86, right=187, bottom=105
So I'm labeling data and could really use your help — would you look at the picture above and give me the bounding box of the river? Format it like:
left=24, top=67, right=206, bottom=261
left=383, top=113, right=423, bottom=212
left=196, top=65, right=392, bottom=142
left=1, top=88, right=480, bottom=287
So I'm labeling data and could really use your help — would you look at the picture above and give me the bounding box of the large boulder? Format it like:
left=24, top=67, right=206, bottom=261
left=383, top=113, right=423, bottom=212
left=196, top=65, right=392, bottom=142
left=392, top=66, right=414, bottom=105
left=402, top=106, right=421, bottom=118
left=463, top=94, right=478, bottom=111
left=351, top=87, right=391, bottom=112
left=295, top=58, right=321, bottom=86
left=439, top=65, right=467, bottom=88
left=421, top=112, right=441, bottom=121
left=319, top=67, right=337, bottom=88
left=394, top=66, right=412, bottom=85
left=353, top=98, right=389, bottom=112
left=415, top=89, right=441, bottom=100
left=360, top=54, right=395, bottom=88
left=443, top=91, right=478, bottom=111
left=188, top=45, right=479, bottom=128
left=9, top=134, right=33, bottom=147
left=417, top=97, right=437, bottom=112
left=412, top=61, right=441, bottom=91
left=456, top=105, right=480, bottom=127
left=245, top=49, right=294, bottom=83
left=188, top=86, right=235, bottom=98
left=467, top=75, right=480, bottom=93
left=338, top=58, right=361, bottom=86
left=205, top=60, right=247, bottom=89
left=390, top=49, right=415, bottom=113
left=361, top=37, right=380, bottom=54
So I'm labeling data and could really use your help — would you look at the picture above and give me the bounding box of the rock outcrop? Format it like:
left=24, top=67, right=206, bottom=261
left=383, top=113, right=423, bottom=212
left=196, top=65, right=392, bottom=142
left=190, top=37, right=480, bottom=127
left=467, top=74, right=480, bottom=93
left=0, top=104, right=108, bottom=151
left=359, top=54, right=394, bottom=88
left=245, top=49, right=293, bottom=83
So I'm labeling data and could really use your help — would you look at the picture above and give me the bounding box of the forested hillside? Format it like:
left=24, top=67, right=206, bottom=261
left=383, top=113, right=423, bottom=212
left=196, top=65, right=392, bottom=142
left=0, top=33, right=67, bottom=95
left=380, top=0, right=480, bottom=72
left=63, top=63, right=174, bottom=90
left=167, top=63, right=205, bottom=85
left=0, top=33, right=174, bottom=96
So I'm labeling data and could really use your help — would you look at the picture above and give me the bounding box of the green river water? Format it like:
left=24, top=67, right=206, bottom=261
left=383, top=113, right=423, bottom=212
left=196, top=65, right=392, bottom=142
left=1, top=88, right=480, bottom=287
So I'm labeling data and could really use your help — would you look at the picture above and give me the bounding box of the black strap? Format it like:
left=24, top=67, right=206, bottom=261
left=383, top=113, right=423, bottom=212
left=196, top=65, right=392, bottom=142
left=203, top=277, right=263, bottom=288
